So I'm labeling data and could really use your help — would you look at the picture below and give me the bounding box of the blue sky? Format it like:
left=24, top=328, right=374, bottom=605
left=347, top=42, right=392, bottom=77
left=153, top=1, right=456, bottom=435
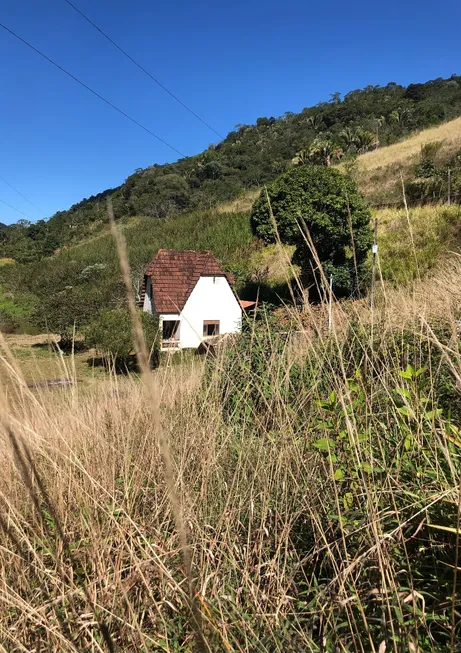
left=1, top=0, right=460, bottom=224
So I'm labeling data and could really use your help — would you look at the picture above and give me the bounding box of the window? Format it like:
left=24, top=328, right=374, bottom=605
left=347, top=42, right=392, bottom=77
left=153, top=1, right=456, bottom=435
left=162, top=320, right=180, bottom=341
left=203, top=320, right=220, bottom=337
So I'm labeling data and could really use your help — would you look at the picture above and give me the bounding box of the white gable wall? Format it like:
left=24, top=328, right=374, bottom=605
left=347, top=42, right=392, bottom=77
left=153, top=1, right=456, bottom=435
left=178, top=276, right=242, bottom=349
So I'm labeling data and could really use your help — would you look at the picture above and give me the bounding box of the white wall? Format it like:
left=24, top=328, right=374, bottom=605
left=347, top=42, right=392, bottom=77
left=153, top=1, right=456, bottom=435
left=179, top=276, right=242, bottom=349
left=143, top=275, right=242, bottom=349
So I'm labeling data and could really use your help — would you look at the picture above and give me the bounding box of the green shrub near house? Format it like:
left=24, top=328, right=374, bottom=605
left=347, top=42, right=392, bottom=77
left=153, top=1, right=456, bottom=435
left=85, top=308, right=159, bottom=368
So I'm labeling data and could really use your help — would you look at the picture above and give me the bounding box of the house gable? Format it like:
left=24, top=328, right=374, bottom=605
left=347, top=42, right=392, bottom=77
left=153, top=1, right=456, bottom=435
left=142, top=249, right=242, bottom=349
left=144, top=249, right=234, bottom=314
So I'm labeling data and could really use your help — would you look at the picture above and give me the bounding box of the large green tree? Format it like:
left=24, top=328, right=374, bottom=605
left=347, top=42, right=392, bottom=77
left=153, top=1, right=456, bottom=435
left=250, top=166, right=372, bottom=298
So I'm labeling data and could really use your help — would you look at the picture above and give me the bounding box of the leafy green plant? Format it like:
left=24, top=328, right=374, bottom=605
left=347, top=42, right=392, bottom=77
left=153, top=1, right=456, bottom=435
left=0, top=308, right=19, bottom=334
left=85, top=308, right=159, bottom=367
left=250, top=165, right=372, bottom=298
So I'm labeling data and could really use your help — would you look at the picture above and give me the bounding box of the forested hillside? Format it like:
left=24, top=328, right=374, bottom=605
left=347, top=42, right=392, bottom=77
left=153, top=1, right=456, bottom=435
left=2, top=74, right=461, bottom=263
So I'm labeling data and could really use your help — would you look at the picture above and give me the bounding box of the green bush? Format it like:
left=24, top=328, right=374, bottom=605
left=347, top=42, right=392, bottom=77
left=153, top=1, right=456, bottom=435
left=250, top=166, right=372, bottom=298
left=0, top=308, right=19, bottom=334
left=340, top=319, right=461, bottom=423
left=85, top=308, right=160, bottom=367
left=211, top=309, right=315, bottom=428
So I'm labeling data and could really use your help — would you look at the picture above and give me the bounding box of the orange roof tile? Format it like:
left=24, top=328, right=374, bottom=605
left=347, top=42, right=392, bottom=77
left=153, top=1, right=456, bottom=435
left=239, top=300, right=257, bottom=309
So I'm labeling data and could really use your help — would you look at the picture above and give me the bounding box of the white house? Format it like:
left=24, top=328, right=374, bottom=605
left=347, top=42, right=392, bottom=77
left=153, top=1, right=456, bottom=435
left=141, top=249, right=244, bottom=350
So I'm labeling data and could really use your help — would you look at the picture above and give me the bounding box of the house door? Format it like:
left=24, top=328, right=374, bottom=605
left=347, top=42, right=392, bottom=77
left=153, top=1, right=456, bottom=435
left=162, top=320, right=180, bottom=348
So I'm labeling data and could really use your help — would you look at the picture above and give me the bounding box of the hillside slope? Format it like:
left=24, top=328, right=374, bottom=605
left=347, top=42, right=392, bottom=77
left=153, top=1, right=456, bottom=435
left=358, top=116, right=461, bottom=172
left=2, top=74, right=461, bottom=263
left=2, top=83, right=461, bottom=334
left=352, top=116, right=461, bottom=205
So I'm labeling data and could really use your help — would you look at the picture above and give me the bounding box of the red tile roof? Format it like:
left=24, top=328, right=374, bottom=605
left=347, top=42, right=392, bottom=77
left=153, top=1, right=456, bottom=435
left=145, top=249, right=235, bottom=313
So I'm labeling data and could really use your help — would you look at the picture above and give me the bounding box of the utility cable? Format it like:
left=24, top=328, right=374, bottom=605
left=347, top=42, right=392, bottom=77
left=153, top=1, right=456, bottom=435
left=0, top=22, right=186, bottom=158
left=0, top=198, right=32, bottom=220
left=0, top=174, right=43, bottom=214
left=62, top=0, right=224, bottom=139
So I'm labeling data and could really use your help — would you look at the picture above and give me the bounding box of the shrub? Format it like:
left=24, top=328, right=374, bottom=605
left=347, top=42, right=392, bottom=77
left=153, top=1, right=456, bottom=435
left=251, top=166, right=372, bottom=298
left=212, top=309, right=315, bottom=428
left=0, top=309, right=19, bottom=334
left=85, top=308, right=159, bottom=367
left=206, top=312, right=461, bottom=650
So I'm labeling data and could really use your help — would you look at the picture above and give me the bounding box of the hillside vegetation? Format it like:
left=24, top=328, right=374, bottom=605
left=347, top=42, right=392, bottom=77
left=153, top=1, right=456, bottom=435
left=2, top=75, right=461, bottom=263
left=358, top=116, right=461, bottom=172
left=353, top=116, right=461, bottom=205
left=2, top=73, right=461, bottom=652
left=1, top=197, right=461, bottom=336
left=2, top=76, right=461, bottom=337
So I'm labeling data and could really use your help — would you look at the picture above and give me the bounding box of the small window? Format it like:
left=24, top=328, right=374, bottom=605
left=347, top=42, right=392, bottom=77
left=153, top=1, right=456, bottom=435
left=203, top=320, right=220, bottom=337
left=163, top=320, right=180, bottom=341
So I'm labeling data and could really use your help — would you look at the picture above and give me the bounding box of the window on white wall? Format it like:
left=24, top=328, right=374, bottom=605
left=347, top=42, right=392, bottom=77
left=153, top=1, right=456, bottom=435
left=203, top=321, right=220, bottom=337
left=163, top=320, right=180, bottom=341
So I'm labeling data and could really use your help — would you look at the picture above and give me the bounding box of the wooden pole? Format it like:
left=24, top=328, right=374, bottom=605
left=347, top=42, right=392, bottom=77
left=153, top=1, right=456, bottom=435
left=370, top=218, right=378, bottom=311
left=448, top=168, right=451, bottom=205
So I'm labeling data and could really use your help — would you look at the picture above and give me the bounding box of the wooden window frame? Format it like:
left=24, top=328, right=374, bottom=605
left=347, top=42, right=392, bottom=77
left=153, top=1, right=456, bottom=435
left=203, top=320, right=220, bottom=337
left=162, top=319, right=180, bottom=341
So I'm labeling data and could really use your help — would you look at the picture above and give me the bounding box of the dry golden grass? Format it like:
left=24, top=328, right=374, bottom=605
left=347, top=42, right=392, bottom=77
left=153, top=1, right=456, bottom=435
left=2, top=203, right=461, bottom=651
left=357, top=117, right=461, bottom=172
left=1, top=257, right=461, bottom=649
left=215, top=188, right=260, bottom=214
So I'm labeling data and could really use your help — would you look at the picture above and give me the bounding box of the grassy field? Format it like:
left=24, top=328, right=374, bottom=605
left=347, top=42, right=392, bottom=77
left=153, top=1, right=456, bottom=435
left=375, top=204, right=461, bottom=283
left=1, top=254, right=461, bottom=650
left=2, top=119, right=461, bottom=649
left=346, top=117, right=461, bottom=206
left=1, top=333, right=109, bottom=386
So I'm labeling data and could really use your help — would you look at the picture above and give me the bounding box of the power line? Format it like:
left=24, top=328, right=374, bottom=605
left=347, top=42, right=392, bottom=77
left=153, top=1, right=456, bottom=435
left=0, top=22, right=186, bottom=158
left=0, top=174, right=43, bottom=214
left=62, top=0, right=224, bottom=140
left=0, top=198, right=32, bottom=220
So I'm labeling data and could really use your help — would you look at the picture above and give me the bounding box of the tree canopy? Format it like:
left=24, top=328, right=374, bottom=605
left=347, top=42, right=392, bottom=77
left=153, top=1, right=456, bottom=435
left=250, top=166, right=372, bottom=298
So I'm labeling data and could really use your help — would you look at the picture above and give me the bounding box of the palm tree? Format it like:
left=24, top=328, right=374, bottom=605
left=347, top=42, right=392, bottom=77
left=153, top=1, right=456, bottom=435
left=308, top=137, right=335, bottom=166
left=400, top=107, right=414, bottom=124
left=305, top=114, right=324, bottom=131
left=291, top=148, right=308, bottom=166
left=353, top=129, right=378, bottom=154
left=374, top=116, right=385, bottom=147
left=390, top=107, right=414, bottom=126
left=333, top=146, right=345, bottom=161
left=340, top=126, right=356, bottom=150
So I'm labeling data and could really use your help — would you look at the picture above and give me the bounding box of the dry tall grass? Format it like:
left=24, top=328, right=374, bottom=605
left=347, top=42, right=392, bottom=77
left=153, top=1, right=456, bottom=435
left=357, top=117, right=461, bottom=172
left=215, top=189, right=260, bottom=214
left=1, top=253, right=461, bottom=650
